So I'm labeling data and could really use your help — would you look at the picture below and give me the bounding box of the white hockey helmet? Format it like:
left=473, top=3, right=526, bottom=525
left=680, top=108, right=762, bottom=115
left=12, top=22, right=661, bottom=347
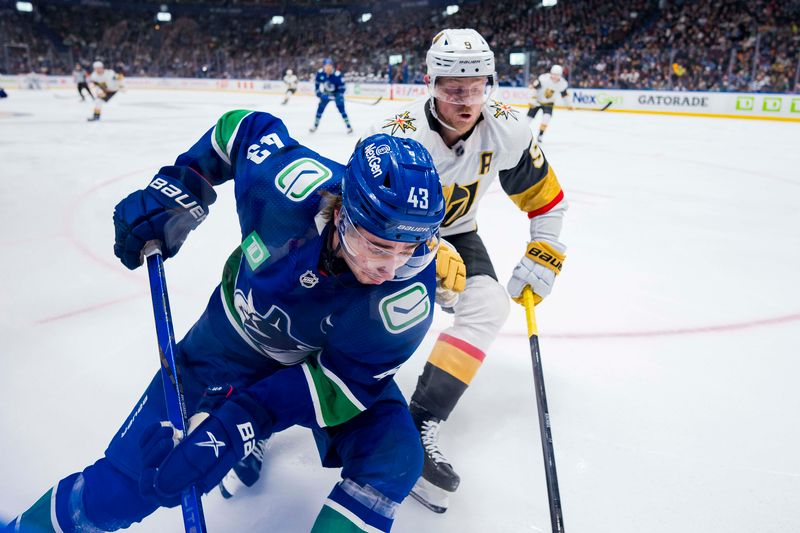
left=426, top=28, right=496, bottom=105
left=286, top=68, right=293, bottom=75
left=92, top=61, right=104, bottom=69
left=550, top=64, right=563, bottom=77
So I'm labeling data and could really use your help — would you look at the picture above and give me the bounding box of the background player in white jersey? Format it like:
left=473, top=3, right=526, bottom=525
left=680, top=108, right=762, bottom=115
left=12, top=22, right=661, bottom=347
left=87, top=60, right=122, bottom=122
left=363, top=28, right=568, bottom=513
left=527, top=64, right=574, bottom=143
left=281, top=68, right=298, bottom=105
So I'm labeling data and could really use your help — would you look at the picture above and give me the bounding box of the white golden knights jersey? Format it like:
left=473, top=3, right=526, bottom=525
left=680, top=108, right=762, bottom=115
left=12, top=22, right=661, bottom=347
left=89, top=69, right=122, bottom=93
left=363, top=97, right=565, bottom=238
left=532, top=74, right=569, bottom=105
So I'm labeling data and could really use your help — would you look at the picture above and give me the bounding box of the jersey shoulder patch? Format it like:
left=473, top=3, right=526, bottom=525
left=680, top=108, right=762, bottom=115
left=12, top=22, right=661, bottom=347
left=381, top=109, right=419, bottom=135
left=488, top=99, right=521, bottom=121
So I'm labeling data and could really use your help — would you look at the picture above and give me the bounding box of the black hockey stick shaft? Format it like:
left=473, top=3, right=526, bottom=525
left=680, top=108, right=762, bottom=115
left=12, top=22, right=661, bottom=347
left=523, top=287, right=565, bottom=533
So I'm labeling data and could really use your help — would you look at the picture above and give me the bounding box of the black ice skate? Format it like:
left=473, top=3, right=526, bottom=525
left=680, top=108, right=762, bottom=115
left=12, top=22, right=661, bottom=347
left=218, top=438, right=269, bottom=499
left=409, top=402, right=459, bottom=513
left=87, top=113, right=101, bottom=122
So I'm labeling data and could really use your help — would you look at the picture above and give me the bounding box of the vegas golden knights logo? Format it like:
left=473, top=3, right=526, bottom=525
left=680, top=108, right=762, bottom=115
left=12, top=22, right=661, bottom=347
left=544, top=88, right=555, bottom=99
left=442, top=181, right=479, bottom=227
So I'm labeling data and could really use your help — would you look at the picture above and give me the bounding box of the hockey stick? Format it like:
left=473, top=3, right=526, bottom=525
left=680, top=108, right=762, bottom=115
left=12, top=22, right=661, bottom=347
left=144, top=242, right=208, bottom=533
left=522, top=287, right=565, bottom=533
left=347, top=96, right=383, bottom=106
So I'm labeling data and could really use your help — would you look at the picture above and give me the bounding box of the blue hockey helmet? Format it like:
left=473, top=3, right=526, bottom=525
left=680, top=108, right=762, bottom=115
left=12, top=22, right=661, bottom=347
left=340, top=134, right=445, bottom=280
left=323, top=57, right=333, bottom=66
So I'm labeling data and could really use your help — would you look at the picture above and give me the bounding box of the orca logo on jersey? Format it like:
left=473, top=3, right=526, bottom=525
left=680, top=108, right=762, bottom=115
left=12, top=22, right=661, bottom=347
left=232, top=289, right=321, bottom=364
left=149, top=177, right=207, bottom=222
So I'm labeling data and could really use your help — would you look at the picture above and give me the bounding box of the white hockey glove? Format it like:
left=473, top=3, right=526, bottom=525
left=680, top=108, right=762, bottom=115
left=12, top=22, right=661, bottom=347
left=435, top=239, right=466, bottom=309
left=507, top=241, right=565, bottom=306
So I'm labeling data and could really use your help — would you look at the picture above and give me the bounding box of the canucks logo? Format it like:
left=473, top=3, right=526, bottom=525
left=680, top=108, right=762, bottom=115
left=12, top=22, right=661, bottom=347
left=382, top=111, right=417, bottom=135
left=379, top=282, right=430, bottom=334
left=233, top=289, right=320, bottom=364
left=490, top=100, right=519, bottom=121
left=442, top=181, right=479, bottom=227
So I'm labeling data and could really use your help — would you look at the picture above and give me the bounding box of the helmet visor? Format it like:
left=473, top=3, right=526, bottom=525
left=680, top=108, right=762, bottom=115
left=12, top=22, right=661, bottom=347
left=338, top=207, right=439, bottom=282
left=431, top=76, right=494, bottom=105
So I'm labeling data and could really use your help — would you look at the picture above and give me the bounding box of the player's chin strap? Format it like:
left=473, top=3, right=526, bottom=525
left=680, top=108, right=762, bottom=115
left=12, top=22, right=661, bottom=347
left=427, top=97, right=459, bottom=132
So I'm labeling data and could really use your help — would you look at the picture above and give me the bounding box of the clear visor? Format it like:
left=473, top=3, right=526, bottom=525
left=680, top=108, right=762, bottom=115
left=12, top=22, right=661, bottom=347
left=430, top=76, right=494, bottom=105
left=337, top=207, right=439, bottom=282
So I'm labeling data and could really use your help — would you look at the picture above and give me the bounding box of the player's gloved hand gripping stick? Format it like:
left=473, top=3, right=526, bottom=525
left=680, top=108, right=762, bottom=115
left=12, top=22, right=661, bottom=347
left=143, top=241, right=208, bottom=533
left=522, top=286, right=565, bottom=533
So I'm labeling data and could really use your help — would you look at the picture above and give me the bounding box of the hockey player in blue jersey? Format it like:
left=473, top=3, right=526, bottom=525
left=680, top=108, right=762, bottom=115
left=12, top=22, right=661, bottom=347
left=4, top=110, right=468, bottom=532
left=310, top=57, right=353, bottom=134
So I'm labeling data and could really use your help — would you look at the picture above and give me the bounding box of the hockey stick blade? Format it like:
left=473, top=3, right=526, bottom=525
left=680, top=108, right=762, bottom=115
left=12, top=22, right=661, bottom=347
left=598, top=101, right=613, bottom=111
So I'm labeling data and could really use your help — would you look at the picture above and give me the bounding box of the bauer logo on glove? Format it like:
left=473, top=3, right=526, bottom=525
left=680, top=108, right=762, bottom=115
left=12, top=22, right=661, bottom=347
left=524, top=242, right=563, bottom=273
left=507, top=240, right=566, bottom=306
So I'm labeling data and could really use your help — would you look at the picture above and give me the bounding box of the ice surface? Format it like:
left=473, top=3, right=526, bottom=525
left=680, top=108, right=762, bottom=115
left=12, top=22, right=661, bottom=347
left=1, top=89, right=799, bottom=532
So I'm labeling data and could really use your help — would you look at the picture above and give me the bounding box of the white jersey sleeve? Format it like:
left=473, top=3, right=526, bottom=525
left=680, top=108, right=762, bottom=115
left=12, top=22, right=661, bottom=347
left=89, top=70, right=121, bottom=92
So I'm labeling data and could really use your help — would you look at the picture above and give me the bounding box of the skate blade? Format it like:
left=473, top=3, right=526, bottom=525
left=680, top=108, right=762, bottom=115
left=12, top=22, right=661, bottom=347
left=410, top=477, right=451, bottom=514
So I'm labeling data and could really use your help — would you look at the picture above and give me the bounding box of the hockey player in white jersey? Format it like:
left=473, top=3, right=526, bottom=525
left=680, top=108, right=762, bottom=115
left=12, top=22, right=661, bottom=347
left=527, top=64, right=574, bottom=143
left=281, top=68, right=298, bottom=105
left=363, top=28, right=568, bottom=513
left=87, top=61, right=123, bottom=122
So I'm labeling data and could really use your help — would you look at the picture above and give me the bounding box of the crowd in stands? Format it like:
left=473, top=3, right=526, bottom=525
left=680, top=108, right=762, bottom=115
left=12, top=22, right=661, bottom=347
left=1, top=0, right=797, bottom=93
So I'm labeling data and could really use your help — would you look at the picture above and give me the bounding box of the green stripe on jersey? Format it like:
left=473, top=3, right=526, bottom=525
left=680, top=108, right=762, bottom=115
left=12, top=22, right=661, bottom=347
left=302, top=354, right=365, bottom=428
left=220, top=246, right=244, bottom=328
left=311, top=502, right=383, bottom=533
left=212, top=109, right=253, bottom=164
left=17, top=488, right=59, bottom=533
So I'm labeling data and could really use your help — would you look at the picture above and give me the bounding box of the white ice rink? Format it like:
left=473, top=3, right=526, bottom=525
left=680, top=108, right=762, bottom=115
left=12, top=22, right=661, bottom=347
left=1, top=88, right=799, bottom=533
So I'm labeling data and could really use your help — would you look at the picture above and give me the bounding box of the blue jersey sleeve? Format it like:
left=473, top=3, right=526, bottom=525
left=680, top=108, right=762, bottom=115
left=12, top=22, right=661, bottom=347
left=333, top=72, right=346, bottom=94
left=172, top=110, right=298, bottom=187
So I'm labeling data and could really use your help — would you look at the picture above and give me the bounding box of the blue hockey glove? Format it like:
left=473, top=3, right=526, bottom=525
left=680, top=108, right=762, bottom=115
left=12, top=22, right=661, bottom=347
left=113, top=166, right=216, bottom=270
left=138, top=392, right=271, bottom=507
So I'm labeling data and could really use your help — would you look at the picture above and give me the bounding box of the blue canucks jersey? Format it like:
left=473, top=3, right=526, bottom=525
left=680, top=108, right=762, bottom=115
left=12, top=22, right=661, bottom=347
left=315, top=68, right=346, bottom=96
left=169, top=110, right=436, bottom=429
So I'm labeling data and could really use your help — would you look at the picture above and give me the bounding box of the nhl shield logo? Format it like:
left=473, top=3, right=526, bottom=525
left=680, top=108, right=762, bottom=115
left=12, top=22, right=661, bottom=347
left=299, top=270, right=319, bottom=288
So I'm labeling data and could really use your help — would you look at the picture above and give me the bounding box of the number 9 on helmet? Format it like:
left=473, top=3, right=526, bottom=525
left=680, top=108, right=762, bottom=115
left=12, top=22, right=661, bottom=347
left=341, top=134, right=445, bottom=281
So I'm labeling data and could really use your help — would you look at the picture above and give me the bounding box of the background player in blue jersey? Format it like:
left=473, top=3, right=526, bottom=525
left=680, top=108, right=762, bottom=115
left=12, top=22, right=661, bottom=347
left=310, top=57, right=353, bottom=134
left=4, top=111, right=467, bottom=532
